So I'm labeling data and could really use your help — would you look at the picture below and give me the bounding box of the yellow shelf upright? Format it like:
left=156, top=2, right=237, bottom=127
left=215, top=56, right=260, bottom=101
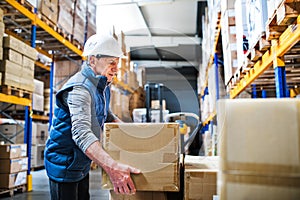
left=230, top=15, right=300, bottom=99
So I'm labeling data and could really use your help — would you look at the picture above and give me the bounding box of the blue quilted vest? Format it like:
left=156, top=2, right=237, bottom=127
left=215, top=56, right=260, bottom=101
left=44, top=64, right=110, bottom=182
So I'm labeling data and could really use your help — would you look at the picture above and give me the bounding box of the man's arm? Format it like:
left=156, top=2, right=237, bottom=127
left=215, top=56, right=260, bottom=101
left=67, top=86, right=140, bottom=194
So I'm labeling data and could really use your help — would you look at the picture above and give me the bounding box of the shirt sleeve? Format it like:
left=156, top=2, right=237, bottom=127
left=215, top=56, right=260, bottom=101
left=66, top=85, right=98, bottom=153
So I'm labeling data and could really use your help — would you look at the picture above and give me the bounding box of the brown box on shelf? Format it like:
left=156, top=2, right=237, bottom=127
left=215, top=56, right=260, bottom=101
left=184, top=169, right=217, bottom=200
left=22, top=55, right=35, bottom=71
left=109, top=191, right=167, bottom=200
left=73, top=0, right=86, bottom=45
left=22, top=45, right=37, bottom=61
left=0, top=171, right=27, bottom=189
left=3, top=49, right=23, bottom=66
left=0, top=144, right=27, bottom=159
left=32, top=93, right=44, bottom=112
left=32, top=122, right=48, bottom=144
left=39, top=0, right=58, bottom=24
left=0, top=60, right=23, bottom=77
left=19, top=77, right=34, bottom=92
left=102, top=123, right=180, bottom=192
left=57, top=0, right=75, bottom=35
left=1, top=72, right=21, bottom=88
left=219, top=172, right=300, bottom=200
left=31, top=144, right=45, bottom=168
left=0, top=8, right=3, bottom=22
left=217, top=99, right=300, bottom=176
left=33, top=79, right=44, bottom=96
left=0, top=21, right=4, bottom=38
left=0, top=124, right=24, bottom=144
left=3, top=35, right=26, bottom=55
left=0, top=157, right=28, bottom=173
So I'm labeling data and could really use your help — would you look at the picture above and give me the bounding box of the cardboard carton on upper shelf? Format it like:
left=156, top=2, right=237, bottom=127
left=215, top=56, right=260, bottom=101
left=0, top=144, right=27, bottom=159
left=217, top=98, right=300, bottom=176
left=57, top=0, right=75, bottom=35
left=0, top=171, right=27, bottom=189
left=39, top=0, right=59, bottom=24
left=0, top=157, right=28, bottom=173
left=102, top=123, right=180, bottom=192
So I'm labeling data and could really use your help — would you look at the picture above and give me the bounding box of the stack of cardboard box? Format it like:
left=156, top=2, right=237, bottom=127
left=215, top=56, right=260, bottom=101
left=0, top=144, right=28, bottom=189
left=1, top=35, right=37, bottom=92
left=31, top=122, right=48, bottom=168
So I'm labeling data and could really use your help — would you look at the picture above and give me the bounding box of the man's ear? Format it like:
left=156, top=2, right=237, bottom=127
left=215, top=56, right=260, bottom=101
left=89, top=56, right=95, bottom=66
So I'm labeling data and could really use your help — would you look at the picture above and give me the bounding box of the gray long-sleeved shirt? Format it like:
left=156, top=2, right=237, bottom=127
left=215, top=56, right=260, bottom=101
left=63, top=85, right=117, bottom=153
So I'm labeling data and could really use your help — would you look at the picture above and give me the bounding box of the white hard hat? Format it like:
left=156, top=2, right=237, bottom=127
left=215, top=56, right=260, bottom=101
left=82, top=34, right=123, bottom=57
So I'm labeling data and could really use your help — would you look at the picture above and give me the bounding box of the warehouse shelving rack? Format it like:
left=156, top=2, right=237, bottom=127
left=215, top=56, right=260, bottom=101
left=200, top=12, right=221, bottom=127
left=230, top=16, right=300, bottom=98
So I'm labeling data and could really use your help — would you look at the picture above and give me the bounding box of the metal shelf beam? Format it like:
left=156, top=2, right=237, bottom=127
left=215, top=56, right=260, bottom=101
left=230, top=15, right=300, bottom=98
left=0, top=93, right=31, bottom=106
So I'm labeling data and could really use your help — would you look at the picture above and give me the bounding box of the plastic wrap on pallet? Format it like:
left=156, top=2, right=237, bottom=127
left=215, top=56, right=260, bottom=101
left=57, top=0, right=75, bottom=35
left=246, top=0, right=268, bottom=49
left=87, top=1, right=97, bottom=38
left=39, top=0, right=58, bottom=24
left=73, top=0, right=87, bottom=45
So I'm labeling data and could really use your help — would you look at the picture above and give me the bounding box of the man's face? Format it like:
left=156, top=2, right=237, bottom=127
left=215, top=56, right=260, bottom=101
left=89, top=56, right=119, bottom=82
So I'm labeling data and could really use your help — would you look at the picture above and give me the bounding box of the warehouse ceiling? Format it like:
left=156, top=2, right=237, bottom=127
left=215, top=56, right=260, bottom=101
left=97, top=0, right=207, bottom=68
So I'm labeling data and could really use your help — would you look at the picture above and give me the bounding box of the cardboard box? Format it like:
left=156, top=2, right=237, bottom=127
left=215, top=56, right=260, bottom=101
left=0, top=171, right=27, bottom=189
left=0, top=157, right=28, bottom=173
left=184, top=156, right=219, bottom=170
left=184, top=169, right=217, bottom=200
left=0, top=144, right=27, bottom=159
left=1, top=72, right=21, bottom=88
left=109, top=191, right=167, bottom=200
left=3, top=35, right=26, bottom=55
left=219, top=173, right=300, bottom=200
left=32, top=93, right=44, bottom=111
left=19, top=76, right=34, bottom=92
left=40, top=0, right=58, bottom=24
left=102, top=123, right=180, bottom=191
left=23, top=55, right=35, bottom=71
left=3, top=49, right=23, bottom=66
left=0, top=60, right=23, bottom=77
left=0, top=21, right=5, bottom=38
left=0, top=8, right=3, bottom=22
left=31, top=144, right=45, bottom=168
left=32, top=122, right=48, bottom=144
left=33, top=79, right=44, bottom=96
left=57, top=0, right=75, bottom=34
left=0, top=124, right=24, bottom=144
left=217, top=99, right=300, bottom=176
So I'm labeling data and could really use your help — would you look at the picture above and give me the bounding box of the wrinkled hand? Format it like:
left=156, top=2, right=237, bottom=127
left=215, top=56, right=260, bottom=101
left=105, top=162, right=140, bottom=194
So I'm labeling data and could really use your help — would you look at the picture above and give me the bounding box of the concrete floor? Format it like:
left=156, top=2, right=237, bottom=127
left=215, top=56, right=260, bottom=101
left=0, top=168, right=109, bottom=200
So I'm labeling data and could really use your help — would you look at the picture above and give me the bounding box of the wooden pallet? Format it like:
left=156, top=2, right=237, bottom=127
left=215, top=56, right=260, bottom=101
left=0, top=85, right=32, bottom=99
left=266, top=0, right=300, bottom=40
left=0, top=184, right=26, bottom=197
